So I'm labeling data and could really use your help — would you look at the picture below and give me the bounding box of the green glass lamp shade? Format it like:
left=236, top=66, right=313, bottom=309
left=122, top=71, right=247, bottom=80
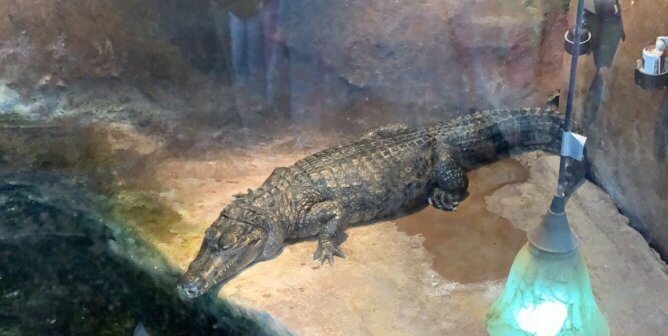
left=486, top=243, right=609, bottom=336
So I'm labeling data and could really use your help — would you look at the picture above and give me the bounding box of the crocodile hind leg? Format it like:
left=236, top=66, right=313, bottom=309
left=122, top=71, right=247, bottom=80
left=429, top=144, right=469, bottom=211
left=304, top=201, right=347, bottom=265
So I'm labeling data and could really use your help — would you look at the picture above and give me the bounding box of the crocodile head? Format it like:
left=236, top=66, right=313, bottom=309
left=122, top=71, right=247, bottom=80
left=177, top=215, right=267, bottom=299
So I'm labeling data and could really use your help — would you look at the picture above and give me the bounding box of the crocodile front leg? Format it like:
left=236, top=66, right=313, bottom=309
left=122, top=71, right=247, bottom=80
left=304, top=201, right=347, bottom=265
left=429, top=143, right=469, bottom=211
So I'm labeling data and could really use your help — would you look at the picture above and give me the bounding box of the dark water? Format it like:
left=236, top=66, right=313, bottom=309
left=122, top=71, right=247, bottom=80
left=0, top=176, right=233, bottom=335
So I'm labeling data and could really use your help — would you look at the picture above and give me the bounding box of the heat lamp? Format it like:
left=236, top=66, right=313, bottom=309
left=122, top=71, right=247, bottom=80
left=486, top=0, right=610, bottom=335
left=486, top=195, right=609, bottom=336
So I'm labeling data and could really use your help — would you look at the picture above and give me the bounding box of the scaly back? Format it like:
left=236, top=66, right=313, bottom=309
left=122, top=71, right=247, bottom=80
left=428, top=108, right=566, bottom=169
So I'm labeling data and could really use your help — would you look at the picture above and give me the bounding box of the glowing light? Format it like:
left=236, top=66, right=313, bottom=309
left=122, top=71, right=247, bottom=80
left=486, top=243, right=609, bottom=336
left=516, top=301, right=568, bottom=336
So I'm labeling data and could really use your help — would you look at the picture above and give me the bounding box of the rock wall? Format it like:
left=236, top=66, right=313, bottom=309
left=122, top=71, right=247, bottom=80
left=0, top=0, right=569, bottom=127
left=568, top=0, right=668, bottom=256
left=0, top=0, right=228, bottom=87
left=252, top=0, right=571, bottom=125
left=280, top=0, right=565, bottom=112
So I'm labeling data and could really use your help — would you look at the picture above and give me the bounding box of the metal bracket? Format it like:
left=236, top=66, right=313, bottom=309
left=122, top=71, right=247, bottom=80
left=656, top=36, right=668, bottom=53
left=528, top=194, right=579, bottom=254
left=584, top=0, right=596, bottom=13
left=561, top=131, right=587, bottom=161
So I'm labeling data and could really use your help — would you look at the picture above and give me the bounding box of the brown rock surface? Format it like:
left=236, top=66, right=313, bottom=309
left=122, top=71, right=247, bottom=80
left=567, top=0, right=668, bottom=257
left=280, top=0, right=566, bottom=112
left=0, top=0, right=224, bottom=86
left=0, top=0, right=568, bottom=126
left=143, top=144, right=667, bottom=335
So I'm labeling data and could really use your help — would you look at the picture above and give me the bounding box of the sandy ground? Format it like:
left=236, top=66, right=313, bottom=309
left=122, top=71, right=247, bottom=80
left=121, top=136, right=668, bottom=335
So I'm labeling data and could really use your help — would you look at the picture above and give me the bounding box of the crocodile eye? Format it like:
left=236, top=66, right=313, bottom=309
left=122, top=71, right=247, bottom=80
left=220, top=235, right=238, bottom=250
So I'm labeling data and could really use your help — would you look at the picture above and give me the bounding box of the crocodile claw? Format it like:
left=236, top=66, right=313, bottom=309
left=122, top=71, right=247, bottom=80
left=430, top=189, right=461, bottom=211
left=313, top=241, right=345, bottom=266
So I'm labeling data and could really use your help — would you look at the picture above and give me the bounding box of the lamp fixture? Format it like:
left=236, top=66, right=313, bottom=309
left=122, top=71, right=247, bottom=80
left=486, top=0, right=610, bottom=335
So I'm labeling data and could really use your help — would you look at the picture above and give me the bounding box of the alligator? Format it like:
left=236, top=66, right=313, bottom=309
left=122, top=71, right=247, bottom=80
left=177, top=107, right=585, bottom=299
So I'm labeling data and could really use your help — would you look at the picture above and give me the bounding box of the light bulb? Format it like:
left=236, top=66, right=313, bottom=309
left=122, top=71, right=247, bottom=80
left=516, top=301, right=568, bottom=336
left=486, top=243, right=609, bottom=336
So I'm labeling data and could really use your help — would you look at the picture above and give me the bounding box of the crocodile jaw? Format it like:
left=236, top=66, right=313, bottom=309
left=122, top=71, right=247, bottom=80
left=178, top=223, right=266, bottom=300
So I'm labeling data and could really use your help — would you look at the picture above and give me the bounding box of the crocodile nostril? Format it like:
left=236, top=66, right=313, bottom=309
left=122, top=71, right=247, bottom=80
left=179, top=287, right=197, bottom=299
left=177, top=284, right=200, bottom=299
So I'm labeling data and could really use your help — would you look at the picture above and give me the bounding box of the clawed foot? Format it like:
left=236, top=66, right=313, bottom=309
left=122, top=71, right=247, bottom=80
left=428, top=189, right=468, bottom=211
left=313, top=240, right=345, bottom=265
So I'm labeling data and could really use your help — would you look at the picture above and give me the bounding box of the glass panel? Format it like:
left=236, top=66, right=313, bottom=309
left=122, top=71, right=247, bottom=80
left=0, top=0, right=666, bottom=334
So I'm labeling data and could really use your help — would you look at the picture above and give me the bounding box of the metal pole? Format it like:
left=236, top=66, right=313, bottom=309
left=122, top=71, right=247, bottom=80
left=556, top=0, right=586, bottom=200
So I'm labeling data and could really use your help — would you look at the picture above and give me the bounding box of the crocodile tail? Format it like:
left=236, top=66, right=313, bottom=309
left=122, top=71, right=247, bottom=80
left=436, top=107, right=577, bottom=169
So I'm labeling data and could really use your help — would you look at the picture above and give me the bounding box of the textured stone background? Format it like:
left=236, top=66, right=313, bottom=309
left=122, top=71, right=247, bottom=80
left=0, top=0, right=568, bottom=127
left=567, top=0, right=668, bottom=257
left=0, top=0, right=224, bottom=84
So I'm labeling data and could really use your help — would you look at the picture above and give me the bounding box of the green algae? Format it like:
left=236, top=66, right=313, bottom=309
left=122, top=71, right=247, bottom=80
left=109, top=189, right=184, bottom=242
left=0, top=177, right=224, bottom=335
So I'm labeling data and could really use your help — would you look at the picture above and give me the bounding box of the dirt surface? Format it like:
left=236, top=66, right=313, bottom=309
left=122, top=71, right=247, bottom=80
left=136, top=140, right=667, bottom=335
left=395, top=159, right=528, bottom=284
left=2, top=113, right=666, bottom=334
